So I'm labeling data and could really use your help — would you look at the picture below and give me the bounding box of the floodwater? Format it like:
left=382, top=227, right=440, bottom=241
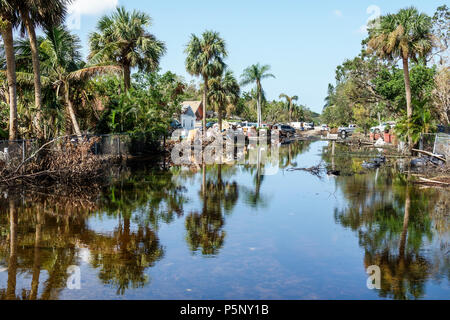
left=0, top=141, right=448, bottom=300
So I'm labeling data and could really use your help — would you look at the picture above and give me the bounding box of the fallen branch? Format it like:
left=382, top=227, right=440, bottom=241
left=418, top=177, right=450, bottom=186
left=13, top=135, right=72, bottom=174
left=287, top=162, right=324, bottom=177
left=412, top=149, right=447, bottom=163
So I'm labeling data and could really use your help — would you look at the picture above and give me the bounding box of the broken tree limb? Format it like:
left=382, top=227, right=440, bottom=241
left=418, top=177, right=450, bottom=186
left=412, top=149, right=447, bottom=163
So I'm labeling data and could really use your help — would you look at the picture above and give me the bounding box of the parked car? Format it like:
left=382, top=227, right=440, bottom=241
left=338, top=124, right=357, bottom=137
left=241, top=122, right=258, bottom=131
left=320, top=124, right=329, bottom=131
left=304, top=122, right=315, bottom=130
left=370, top=121, right=396, bottom=134
left=274, top=124, right=296, bottom=135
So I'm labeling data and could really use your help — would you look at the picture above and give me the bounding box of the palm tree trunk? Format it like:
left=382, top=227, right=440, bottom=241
left=64, top=82, right=82, bottom=136
left=402, top=57, right=413, bottom=151
left=257, top=83, right=262, bottom=128
left=203, top=77, right=208, bottom=135
left=22, top=13, right=44, bottom=139
left=1, top=22, right=18, bottom=141
left=123, top=63, right=131, bottom=92
left=218, top=107, right=222, bottom=132
left=289, top=103, right=293, bottom=123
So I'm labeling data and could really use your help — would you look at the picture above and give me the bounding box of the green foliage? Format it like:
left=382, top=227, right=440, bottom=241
left=395, top=100, right=437, bottom=143
left=374, top=63, right=436, bottom=114
left=101, top=71, right=184, bottom=140
left=89, top=6, right=166, bottom=91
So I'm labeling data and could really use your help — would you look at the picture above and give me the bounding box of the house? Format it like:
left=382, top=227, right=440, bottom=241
left=181, top=101, right=203, bottom=121
left=180, top=105, right=196, bottom=131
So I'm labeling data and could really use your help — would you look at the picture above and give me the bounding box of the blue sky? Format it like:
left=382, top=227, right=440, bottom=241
left=67, top=0, right=446, bottom=113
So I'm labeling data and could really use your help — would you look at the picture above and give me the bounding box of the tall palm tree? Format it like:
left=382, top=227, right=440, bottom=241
left=17, top=0, right=70, bottom=139
left=208, top=70, right=240, bottom=131
left=367, top=7, right=433, bottom=149
left=89, top=6, right=166, bottom=92
left=279, top=93, right=298, bottom=123
left=41, top=26, right=121, bottom=136
left=0, top=0, right=18, bottom=140
left=185, top=30, right=227, bottom=134
left=240, top=63, right=275, bottom=127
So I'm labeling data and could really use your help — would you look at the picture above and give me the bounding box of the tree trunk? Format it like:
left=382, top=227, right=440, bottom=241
left=289, top=103, right=293, bottom=123
left=22, top=12, right=44, bottom=139
left=218, top=107, right=222, bottom=132
left=1, top=22, right=18, bottom=141
left=123, top=63, right=131, bottom=92
left=257, top=82, right=262, bottom=128
left=64, top=82, right=82, bottom=136
left=402, top=57, right=413, bottom=151
left=202, top=77, right=208, bottom=135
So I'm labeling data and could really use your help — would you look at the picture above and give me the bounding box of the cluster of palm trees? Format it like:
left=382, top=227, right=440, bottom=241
left=1, top=3, right=166, bottom=140
left=0, top=0, right=70, bottom=140
left=185, top=31, right=287, bottom=131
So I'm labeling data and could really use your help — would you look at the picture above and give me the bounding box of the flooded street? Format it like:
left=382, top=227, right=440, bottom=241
left=0, top=141, right=448, bottom=300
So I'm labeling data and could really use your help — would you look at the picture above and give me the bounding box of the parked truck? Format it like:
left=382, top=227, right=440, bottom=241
left=338, top=124, right=357, bottom=138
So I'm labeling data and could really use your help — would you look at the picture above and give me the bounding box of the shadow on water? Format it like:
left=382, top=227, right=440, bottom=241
left=0, top=140, right=448, bottom=299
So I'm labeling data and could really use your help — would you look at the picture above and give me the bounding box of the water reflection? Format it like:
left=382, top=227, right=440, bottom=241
left=0, top=141, right=448, bottom=299
left=325, top=146, right=449, bottom=300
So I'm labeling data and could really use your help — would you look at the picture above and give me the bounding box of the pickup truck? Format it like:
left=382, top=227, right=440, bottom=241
left=370, top=121, right=396, bottom=134
left=338, top=124, right=357, bottom=138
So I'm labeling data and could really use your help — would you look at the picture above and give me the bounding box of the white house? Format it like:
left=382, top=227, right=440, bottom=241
left=180, top=105, right=195, bottom=131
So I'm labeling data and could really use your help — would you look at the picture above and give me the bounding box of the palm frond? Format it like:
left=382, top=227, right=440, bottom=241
left=67, top=65, right=122, bottom=82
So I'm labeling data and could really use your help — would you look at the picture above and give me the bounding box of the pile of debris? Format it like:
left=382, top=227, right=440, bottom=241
left=362, top=156, right=387, bottom=169
left=411, top=155, right=446, bottom=168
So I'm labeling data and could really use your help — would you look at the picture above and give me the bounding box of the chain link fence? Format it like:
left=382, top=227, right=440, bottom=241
left=420, top=133, right=450, bottom=158
left=0, top=134, right=164, bottom=171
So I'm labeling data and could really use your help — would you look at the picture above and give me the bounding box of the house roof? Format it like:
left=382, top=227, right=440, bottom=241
left=182, top=101, right=202, bottom=114
left=181, top=105, right=195, bottom=117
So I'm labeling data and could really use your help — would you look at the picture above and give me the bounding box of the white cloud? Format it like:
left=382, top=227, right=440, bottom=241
left=333, top=10, right=343, bottom=18
left=69, top=0, right=118, bottom=15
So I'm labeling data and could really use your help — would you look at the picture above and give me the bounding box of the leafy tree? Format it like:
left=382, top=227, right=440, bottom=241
left=0, top=0, right=18, bottom=140
left=208, top=70, right=240, bottom=131
left=40, top=26, right=121, bottom=136
left=89, top=6, right=166, bottom=92
left=367, top=7, right=434, bottom=148
left=279, top=93, right=298, bottom=123
left=104, top=71, right=185, bottom=141
left=185, top=30, right=227, bottom=134
left=240, top=63, right=275, bottom=127
left=17, top=0, right=70, bottom=139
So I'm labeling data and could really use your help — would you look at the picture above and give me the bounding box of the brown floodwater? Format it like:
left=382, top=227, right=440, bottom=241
left=0, top=141, right=448, bottom=300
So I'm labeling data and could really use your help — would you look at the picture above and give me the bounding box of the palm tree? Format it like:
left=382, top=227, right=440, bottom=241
left=185, top=30, right=227, bottom=134
left=17, top=0, right=70, bottom=139
left=240, top=63, right=275, bottom=127
left=367, top=7, right=433, bottom=149
left=41, top=26, right=121, bottom=136
left=279, top=93, right=298, bottom=123
left=208, top=70, right=240, bottom=131
left=89, top=6, right=166, bottom=93
left=0, top=0, right=18, bottom=140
